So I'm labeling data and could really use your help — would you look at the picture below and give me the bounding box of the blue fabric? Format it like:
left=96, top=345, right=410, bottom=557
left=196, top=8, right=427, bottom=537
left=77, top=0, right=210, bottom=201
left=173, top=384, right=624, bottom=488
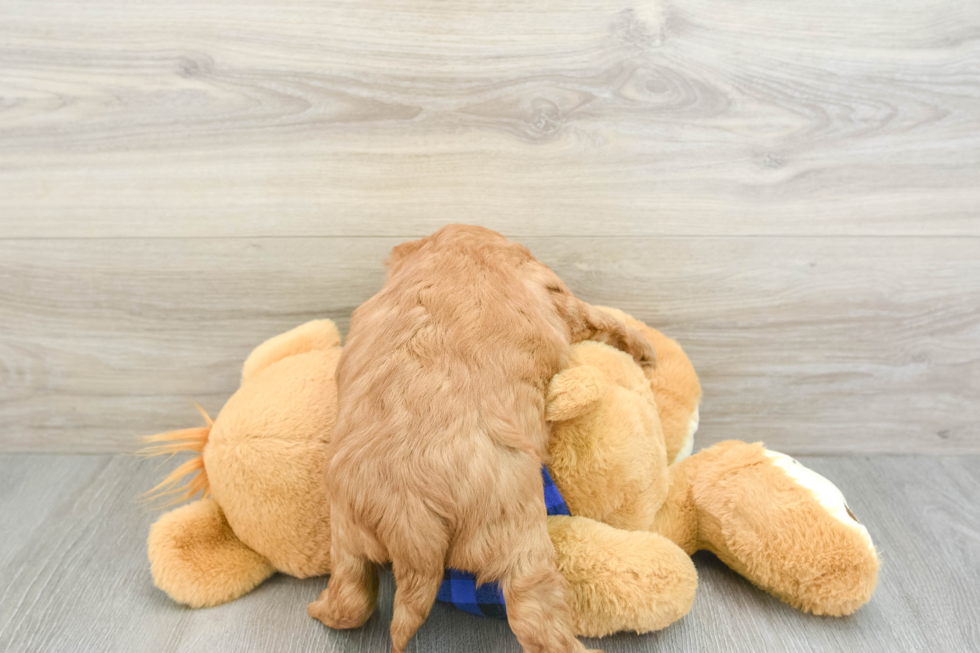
left=436, top=465, right=569, bottom=619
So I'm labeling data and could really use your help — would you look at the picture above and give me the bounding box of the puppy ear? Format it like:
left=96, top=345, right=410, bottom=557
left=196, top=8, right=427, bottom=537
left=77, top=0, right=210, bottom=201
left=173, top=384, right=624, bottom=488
left=546, top=365, right=607, bottom=422
left=384, top=238, right=426, bottom=277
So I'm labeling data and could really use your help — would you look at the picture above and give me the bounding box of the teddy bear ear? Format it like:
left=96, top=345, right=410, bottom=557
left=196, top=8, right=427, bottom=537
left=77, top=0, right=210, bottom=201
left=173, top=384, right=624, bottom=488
left=242, top=320, right=341, bottom=382
left=546, top=365, right=607, bottom=422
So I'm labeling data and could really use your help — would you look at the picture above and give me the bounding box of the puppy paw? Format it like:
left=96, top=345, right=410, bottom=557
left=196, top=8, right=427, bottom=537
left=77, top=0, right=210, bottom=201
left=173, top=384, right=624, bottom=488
left=308, top=595, right=372, bottom=630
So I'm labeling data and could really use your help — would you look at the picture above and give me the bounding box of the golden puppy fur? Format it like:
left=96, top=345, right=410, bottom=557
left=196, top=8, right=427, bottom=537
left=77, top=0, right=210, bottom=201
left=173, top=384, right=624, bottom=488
left=308, top=225, right=654, bottom=653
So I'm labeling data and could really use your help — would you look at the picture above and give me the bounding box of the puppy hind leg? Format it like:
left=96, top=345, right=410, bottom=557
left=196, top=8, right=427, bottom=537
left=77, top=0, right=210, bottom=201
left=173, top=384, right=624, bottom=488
left=308, top=543, right=379, bottom=630
left=499, top=531, right=602, bottom=653
left=389, top=557, right=446, bottom=653
left=388, top=518, right=450, bottom=653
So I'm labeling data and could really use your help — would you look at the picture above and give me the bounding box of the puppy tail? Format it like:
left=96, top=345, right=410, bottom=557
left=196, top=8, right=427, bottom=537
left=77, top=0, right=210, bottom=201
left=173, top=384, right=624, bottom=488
left=138, top=402, right=213, bottom=507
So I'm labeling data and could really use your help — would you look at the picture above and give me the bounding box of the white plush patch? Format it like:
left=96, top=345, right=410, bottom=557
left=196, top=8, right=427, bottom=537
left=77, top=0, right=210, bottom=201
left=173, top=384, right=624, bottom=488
left=672, top=407, right=698, bottom=464
left=764, top=450, right=875, bottom=552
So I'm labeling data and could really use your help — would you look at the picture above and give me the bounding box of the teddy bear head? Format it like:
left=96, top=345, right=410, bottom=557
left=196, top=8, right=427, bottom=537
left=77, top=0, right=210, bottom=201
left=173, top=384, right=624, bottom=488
left=201, top=320, right=342, bottom=578
left=546, top=317, right=701, bottom=533
left=594, top=307, right=702, bottom=465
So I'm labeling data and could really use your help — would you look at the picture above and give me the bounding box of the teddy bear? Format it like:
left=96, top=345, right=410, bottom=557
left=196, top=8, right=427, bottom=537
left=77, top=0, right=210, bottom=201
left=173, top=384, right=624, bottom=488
left=544, top=308, right=878, bottom=634
left=144, top=311, right=878, bottom=636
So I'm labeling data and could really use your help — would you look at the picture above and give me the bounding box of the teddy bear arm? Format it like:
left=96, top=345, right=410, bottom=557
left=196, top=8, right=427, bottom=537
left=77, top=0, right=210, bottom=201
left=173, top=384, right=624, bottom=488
left=548, top=515, right=697, bottom=637
left=545, top=365, right=608, bottom=422
left=148, top=498, right=275, bottom=608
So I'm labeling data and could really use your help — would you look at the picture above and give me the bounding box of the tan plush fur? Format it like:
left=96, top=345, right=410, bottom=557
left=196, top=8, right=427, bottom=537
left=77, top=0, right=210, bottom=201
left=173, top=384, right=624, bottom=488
left=148, top=498, right=274, bottom=608
left=546, top=341, right=668, bottom=532
left=311, top=225, right=653, bottom=653
left=146, top=319, right=342, bottom=604
left=652, top=441, right=880, bottom=616
left=145, top=309, right=878, bottom=637
left=594, top=307, right=702, bottom=465
left=204, top=335, right=338, bottom=578
left=546, top=326, right=878, bottom=618
left=549, top=516, right=696, bottom=637
left=241, top=318, right=342, bottom=382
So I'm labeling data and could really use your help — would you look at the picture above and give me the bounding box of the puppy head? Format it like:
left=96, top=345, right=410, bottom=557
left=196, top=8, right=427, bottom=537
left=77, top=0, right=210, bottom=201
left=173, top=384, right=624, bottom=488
left=385, top=237, right=426, bottom=278
left=384, top=225, right=516, bottom=278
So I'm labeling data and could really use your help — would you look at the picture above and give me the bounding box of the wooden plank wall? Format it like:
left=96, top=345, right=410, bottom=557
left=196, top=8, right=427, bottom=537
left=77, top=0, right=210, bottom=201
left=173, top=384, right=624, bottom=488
left=1, top=0, right=978, bottom=453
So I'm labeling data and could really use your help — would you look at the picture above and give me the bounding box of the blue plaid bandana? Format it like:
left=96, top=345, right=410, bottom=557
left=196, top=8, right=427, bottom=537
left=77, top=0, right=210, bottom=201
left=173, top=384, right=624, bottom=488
left=435, top=465, right=570, bottom=619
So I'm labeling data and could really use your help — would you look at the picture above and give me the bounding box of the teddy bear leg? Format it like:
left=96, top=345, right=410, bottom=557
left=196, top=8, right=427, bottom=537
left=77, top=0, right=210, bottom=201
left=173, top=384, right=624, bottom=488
left=651, top=453, right=701, bottom=555
left=549, top=515, right=697, bottom=637
left=658, top=441, right=880, bottom=616
left=148, top=498, right=275, bottom=608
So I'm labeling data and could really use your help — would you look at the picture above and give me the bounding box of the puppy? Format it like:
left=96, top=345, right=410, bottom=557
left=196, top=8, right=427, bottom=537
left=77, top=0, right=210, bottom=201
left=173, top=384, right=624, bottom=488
left=308, top=225, right=654, bottom=653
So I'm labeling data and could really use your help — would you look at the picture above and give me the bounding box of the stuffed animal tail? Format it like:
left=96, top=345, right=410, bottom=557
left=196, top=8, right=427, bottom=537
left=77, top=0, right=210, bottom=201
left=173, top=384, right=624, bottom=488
left=139, top=402, right=213, bottom=506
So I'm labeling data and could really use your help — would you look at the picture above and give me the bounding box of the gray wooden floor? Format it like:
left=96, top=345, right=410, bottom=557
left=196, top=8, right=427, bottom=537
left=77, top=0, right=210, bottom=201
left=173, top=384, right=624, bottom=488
left=1, top=454, right=976, bottom=653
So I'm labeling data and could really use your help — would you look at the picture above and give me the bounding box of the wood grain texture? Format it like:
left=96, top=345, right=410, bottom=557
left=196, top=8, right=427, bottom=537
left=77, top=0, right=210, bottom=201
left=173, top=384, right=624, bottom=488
left=2, top=237, right=977, bottom=454
left=1, top=0, right=978, bottom=237
left=2, top=0, right=978, bottom=454
left=0, top=454, right=977, bottom=652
